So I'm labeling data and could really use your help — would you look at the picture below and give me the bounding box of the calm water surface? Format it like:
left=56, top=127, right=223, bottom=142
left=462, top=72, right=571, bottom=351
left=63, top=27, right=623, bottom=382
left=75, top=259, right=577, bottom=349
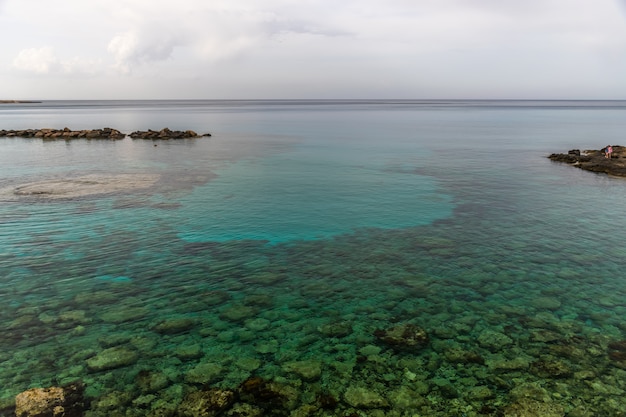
left=1, top=100, right=626, bottom=416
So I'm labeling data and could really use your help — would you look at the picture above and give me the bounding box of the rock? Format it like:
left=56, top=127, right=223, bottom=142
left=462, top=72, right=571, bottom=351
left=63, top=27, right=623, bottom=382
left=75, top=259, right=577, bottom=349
left=174, top=343, right=204, bottom=360
left=129, top=128, right=208, bottom=140
left=184, top=362, right=223, bottom=384
left=282, top=360, right=322, bottom=381
left=487, top=357, right=530, bottom=371
left=15, top=383, right=85, bottom=417
left=509, top=382, right=552, bottom=402
left=608, top=340, right=626, bottom=369
left=234, top=357, right=261, bottom=372
left=0, top=127, right=125, bottom=140
left=223, top=403, right=263, bottom=417
left=466, top=386, right=495, bottom=401
left=201, top=291, right=231, bottom=306
left=86, top=346, right=139, bottom=372
left=374, top=323, right=429, bottom=351
left=343, top=386, right=389, bottom=409
left=238, top=377, right=299, bottom=411
left=531, top=297, right=561, bottom=311
left=477, top=329, right=513, bottom=352
left=136, top=370, right=170, bottom=394
left=220, top=305, right=256, bottom=322
left=0, top=127, right=211, bottom=140
left=151, top=317, right=195, bottom=334
left=244, top=318, right=270, bottom=332
left=317, top=321, right=353, bottom=338
left=443, top=347, right=485, bottom=364
left=548, top=145, right=626, bottom=177
left=529, top=359, right=572, bottom=378
left=386, top=386, right=426, bottom=409
left=501, top=398, right=564, bottom=417
left=177, top=389, right=235, bottom=417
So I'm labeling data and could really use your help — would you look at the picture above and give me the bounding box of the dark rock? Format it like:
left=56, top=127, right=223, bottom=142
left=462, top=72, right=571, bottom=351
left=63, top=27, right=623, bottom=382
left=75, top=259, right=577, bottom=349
left=129, top=128, right=207, bottom=140
left=151, top=317, right=195, bottom=334
left=374, top=323, right=429, bottom=351
left=529, top=359, right=572, bottom=378
left=0, top=128, right=125, bottom=140
left=548, top=146, right=626, bottom=177
left=443, top=347, right=485, bottom=365
left=177, top=389, right=235, bottom=417
left=15, top=382, right=85, bottom=417
left=608, top=340, right=626, bottom=369
left=0, top=127, right=210, bottom=140
left=238, top=376, right=298, bottom=411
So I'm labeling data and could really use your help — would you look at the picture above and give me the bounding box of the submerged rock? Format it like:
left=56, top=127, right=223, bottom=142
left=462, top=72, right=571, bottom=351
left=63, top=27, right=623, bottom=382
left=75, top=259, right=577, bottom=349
left=529, top=359, right=572, bottom=378
left=608, top=340, right=626, bottom=369
left=343, top=385, right=389, bottom=409
left=374, top=323, right=429, bottom=351
left=151, top=317, right=195, bottom=334
left=282, top=360, right=322, bottom=381
left=177, top=389, right=235, bottom=417
left=477, top=329, right=513, bottom=352
left=184, top=362, right=223, bottom=384
left=238, top=377, right=299, bottom=411
left=86, top=346, right=139, bottom=372
left=15, top=383, right=85, bottom=417
left=500, top=398, right=564, bottom=417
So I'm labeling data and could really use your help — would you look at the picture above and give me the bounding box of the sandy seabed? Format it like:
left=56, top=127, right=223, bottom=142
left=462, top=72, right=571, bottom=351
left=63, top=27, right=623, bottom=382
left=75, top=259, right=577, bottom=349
left=1, top=174, right=160, bottom=200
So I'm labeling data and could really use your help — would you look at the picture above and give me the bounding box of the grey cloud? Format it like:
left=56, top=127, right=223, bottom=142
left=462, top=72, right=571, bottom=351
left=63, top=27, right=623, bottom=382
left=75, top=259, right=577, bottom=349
left=108, top=29, right=185, bottom=73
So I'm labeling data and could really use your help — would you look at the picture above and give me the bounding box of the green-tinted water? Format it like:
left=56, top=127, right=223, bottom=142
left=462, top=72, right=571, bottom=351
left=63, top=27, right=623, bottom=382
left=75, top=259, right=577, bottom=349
left=1, top=100, right=626, bottom=416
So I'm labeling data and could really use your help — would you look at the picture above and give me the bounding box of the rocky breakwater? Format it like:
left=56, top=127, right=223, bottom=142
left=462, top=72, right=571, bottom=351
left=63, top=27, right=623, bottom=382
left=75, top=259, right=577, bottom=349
left=0, top=127, right=125, bottom=140
left=0, top=127, right=212, bottom=140
left=548, top=146, right=626, bottom=177
left=129, top=128, right=211, bottom=139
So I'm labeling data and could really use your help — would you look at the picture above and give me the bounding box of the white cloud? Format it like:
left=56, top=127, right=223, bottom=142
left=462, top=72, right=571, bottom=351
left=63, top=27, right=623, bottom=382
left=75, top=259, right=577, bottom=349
left=12, top=46, right=102, bottom=76
left=12, top=47, right=57, bottom=74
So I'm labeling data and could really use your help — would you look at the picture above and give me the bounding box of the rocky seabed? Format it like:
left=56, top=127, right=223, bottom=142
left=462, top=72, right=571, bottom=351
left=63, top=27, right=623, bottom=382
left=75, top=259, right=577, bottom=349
left=0, top=127, right=211, bottom=140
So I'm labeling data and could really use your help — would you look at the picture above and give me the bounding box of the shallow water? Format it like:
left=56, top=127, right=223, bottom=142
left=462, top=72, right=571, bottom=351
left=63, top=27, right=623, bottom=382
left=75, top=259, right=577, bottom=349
left=1, top=100, right=626, bottom=416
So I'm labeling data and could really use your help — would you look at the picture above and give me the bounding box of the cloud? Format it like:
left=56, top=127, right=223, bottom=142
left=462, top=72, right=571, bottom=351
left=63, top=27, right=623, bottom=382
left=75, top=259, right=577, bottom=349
left=12, top=46, right=102, bottom=76
left=4, top=0, right=626, bottom=98
left=12, top=47, right=57, bottom=74
left=104, top=2, right=352, bottom=74
left=108, top=30, right=182, bottom=74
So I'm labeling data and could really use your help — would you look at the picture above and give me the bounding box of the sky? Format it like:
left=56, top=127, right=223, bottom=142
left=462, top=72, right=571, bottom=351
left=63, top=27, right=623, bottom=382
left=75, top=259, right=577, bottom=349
left=1, top=0, right=626, bottom=100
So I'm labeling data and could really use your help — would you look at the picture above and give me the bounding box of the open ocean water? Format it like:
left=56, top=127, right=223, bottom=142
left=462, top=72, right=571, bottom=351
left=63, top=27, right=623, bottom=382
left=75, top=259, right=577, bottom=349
left=1, top=100, right=626, bottom=416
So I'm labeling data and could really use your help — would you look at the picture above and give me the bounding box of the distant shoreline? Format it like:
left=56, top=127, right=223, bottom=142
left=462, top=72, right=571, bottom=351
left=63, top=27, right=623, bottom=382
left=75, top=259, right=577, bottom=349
left=0, top=100, right=41, bottom=104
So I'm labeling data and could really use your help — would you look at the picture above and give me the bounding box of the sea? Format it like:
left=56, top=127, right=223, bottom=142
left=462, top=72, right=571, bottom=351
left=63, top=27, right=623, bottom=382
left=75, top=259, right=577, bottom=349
left=1, top=100, right=626, bottom=416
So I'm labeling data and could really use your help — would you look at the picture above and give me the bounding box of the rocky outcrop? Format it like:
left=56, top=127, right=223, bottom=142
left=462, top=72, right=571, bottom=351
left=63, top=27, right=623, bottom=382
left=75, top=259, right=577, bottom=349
left=0, top=128, right=125, bottom=139
left=14, top=383, right=85, bottom=417
left=0, top=127, right=211, bottom=140
left=548, top=146, right=626, bottom=177
left=129, top=128, right=211, bottom=139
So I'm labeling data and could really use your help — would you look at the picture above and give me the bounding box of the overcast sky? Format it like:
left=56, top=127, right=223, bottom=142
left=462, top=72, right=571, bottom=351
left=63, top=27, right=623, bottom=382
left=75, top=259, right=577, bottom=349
left=1, top=0, right=626, bottom=99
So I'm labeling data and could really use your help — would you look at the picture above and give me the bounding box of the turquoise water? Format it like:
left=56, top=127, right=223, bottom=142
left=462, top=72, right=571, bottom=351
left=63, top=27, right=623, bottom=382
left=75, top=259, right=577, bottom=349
left=1, top=100, right=626, bottom=416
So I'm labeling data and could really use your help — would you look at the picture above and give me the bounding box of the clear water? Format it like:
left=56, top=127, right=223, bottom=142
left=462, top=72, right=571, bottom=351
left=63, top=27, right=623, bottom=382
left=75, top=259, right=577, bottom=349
left=1, top=100, right=626, bottom=416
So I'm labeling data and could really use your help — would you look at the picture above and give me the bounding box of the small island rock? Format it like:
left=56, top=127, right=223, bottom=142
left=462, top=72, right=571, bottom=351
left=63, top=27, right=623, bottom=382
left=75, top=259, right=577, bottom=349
left=548, top=146, right=626, bottom=177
